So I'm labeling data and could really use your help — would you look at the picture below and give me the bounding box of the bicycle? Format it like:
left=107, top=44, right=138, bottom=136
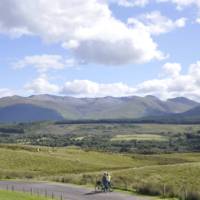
left=95, top=180, right=113, bottom=192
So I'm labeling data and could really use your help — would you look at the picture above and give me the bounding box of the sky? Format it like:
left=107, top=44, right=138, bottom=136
left=0, top=0, right=200, bottom=100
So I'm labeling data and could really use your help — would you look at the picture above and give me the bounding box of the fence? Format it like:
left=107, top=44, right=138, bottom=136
left=1, top=184, right=65, bottom=200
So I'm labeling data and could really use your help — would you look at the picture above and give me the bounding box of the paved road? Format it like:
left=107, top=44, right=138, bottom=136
left=0, top=181, right=146, bottom=200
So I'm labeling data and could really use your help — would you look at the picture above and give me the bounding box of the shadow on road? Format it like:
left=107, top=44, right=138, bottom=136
left=85, top=191, right=103, bottom=195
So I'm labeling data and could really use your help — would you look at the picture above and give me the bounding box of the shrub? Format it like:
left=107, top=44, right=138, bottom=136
left=185, top=191, right=200, bottom=200
left=136, top=183, right=161, bottom=196
left=80, top=174, right=94, bottom=185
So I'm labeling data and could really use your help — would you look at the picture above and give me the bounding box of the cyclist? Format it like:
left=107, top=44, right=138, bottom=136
left=106, top=172, right=112, bottom=191
left=102, top=172, right=108, bottom=192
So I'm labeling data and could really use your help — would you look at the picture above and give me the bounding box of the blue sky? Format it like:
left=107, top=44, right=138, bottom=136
left=0, top=0, right=200, bottom=100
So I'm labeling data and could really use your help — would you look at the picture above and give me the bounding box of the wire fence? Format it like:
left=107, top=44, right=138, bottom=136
left=0, top=184, right=65, bottom=200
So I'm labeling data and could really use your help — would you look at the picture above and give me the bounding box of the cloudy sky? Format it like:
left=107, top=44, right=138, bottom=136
left=0, top=0, right=200, bottom=100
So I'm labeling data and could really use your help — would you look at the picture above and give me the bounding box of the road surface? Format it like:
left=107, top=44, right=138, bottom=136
left=0, top=181, right=147, bottom=200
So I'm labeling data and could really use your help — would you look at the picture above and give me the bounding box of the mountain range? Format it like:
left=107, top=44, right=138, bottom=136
left=140, top=105, right=200, bottom=124
left=0, top=94, right=199, bottom=123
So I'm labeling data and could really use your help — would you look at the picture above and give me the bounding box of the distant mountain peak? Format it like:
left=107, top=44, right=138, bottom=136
left=145, top=95, right=159, bottom=100
left=167, top=97, right=198, bottom=105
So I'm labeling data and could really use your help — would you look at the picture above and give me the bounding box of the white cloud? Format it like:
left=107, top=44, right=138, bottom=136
left=0, top=88, right=14, bottom=98
left=112, top=0, right=200, bottom=8
left=14, top=54, right=75, bottom=73
left=3, top=60, right=200, bottom=101
left=157, top=0, right=200, bottom=21
left=157, top=0, right=200, bottom=9
left=128, top=11, right=186, bottom=35
left=0, top=0, right=169, bottom=65
left=196, top=18, right=200, bottom=23
left=59, top=61, right=200, bottom=100
left=162, top=62, right=182, bottom=77
left=25, top=74, right=60, bottom=94
left=134, top=61, right=200, bottom=100
left=112, top=0, right=200, bottom=22
left=115, top=0, right=150, bottom=7
left=61, top=80, right=135, bottom=97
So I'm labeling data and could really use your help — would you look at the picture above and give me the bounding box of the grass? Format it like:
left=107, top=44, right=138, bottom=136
left=0, top=144, right=158, bottom=179
left=0, top=145, right=199, bottom=177
left=111, top=162, right=200, bottom=190
left=111, top=134, right=168, bottom=141
left=1, top=144, right=200, bottom=199
left=51, top=161, right=200, bottom=199
left=47, top=151, right=200, bottom=199
left=0, top=190, right=51, bottom=200
left=110, top=161, right=200, bottom=199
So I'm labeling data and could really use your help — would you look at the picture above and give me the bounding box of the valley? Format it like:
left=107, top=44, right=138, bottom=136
left=0, top=121, right=200, bottom=199
left=1, top=96, right=200, bottom=199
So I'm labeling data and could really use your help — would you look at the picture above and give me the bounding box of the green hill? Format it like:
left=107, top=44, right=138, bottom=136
left=139, top=106, right=200, bottom=124
left=0, top=104, right=64, bottom=123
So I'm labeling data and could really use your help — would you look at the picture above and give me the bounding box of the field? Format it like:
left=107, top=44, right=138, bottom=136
left=111, top=134, right=168, bottom=141
left=0, top=144, right=200, bottom=199
left=1, top=122, right=200, bottom=199
left=0, top=144, right=156, bottom=179
left=0, top=190, right=51, bottom=200
left=1, top=122, right=200, bottom=153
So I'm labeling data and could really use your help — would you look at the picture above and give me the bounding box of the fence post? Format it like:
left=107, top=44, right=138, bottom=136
left=30, top=188, right=33, bottom=195
left=185, top=189, right=188, bottom=200
left=51, top=192, right=54, bottom=199
left=6, top=185, right=8, bottom=191
left=11, top=185, right=14, bottom=191
left=60, top=192, right=63, bottom=200
left=163, top=184, right=166, bottom=198
left=181, top=186, right=185, bottom=200
left=45, top=189, right=48, bottom=198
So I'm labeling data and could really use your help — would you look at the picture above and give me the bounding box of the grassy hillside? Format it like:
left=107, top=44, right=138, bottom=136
left=52, top=152, right=200, bottom=199
left=0, top=190, right=51, bottom=200
left=0, top=145, right=151, bottom=179
left=140, top=106, right=200, bottom=124
left=0, top=145, right=200, bottom=198
left=0, top=104, right=64, bottom=123
left=113, top=162, right=200, bottom=191
left=0, top=145, right=197, bottom=180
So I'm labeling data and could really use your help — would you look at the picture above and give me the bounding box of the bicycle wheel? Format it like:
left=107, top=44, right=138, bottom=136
left=109, top=183, right=113, bottom=192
